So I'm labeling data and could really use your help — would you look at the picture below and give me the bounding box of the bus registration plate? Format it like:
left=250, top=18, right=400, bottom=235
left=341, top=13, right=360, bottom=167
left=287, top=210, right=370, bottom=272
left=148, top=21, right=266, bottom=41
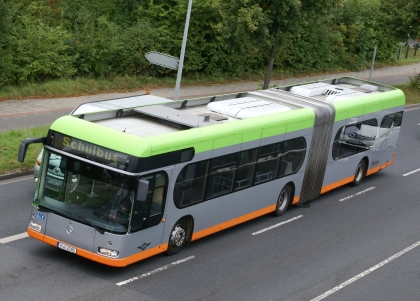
left=57, top=242, right=77, bottom=254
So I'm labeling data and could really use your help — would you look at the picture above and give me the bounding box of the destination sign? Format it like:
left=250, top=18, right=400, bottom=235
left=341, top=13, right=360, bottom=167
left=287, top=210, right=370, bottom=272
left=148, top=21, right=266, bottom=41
left=49, top=131, right=130, bottom=170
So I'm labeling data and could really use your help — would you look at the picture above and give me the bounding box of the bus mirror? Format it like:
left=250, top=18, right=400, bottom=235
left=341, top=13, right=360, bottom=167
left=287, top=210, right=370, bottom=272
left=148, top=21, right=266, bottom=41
left=136, top=180, right=149, bottom=202
left=17, top=137, right=46, bottom=163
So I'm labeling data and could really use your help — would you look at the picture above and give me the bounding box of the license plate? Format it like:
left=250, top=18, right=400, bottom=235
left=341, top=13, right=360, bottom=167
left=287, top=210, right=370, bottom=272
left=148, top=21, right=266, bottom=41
left=57, top=242, right=77, bottom=254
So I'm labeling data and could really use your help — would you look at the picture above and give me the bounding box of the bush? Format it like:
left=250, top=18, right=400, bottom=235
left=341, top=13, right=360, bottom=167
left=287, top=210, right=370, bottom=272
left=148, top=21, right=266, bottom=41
left=408, top=73, right=420, bottom=89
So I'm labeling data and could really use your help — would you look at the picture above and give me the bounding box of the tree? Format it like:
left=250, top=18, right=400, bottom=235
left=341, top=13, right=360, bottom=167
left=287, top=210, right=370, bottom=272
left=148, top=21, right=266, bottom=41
left=0, top=1, right=13, bottom=86
left=3, top=1, right=76, bottom=84
left=136, top=0, right=222, bottom=75
left=381, top=0, right=420, bottom=41
left=217, top=0, right=338, bottom=89
left=332, top=0, right=397, bottom=69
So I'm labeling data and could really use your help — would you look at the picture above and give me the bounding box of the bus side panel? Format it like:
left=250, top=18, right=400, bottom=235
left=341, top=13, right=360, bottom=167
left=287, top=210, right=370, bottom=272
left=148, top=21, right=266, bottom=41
left=182, top=172, right=305, bottom=239
left=322, top=115, right=374, bottom=193
left=364, top=107, right=384, bottom=168
left=322, top=101, right=403, bottom=193
left=324, top=120, right=350, bottom=185
left=161, top=130, right=310, bottom=243
left=379, top=105, right=401, bottom=165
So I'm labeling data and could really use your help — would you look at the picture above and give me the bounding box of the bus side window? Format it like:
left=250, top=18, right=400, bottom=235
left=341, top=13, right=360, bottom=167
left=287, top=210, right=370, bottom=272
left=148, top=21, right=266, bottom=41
left=235, top=149, right=257, bottom=190
left=174, top=161, right=208, bottom=208
left=379, top=112, right=403, bottom=138
left=379, top=113, right=395, bottom=138
left=358, top=118, right=378, bottom=147
left=149, top=174, right=166, bottom=216
left=341, top=124, right=360, bottom=157
left=279, top=137, right=306, bottom=177
left=333, top=118, right=378, bottom=160
left=254, top=143, right=282, bottom=184
left=206, top=154, right=237, bottom=199
left=394, top=111, right=403, bottom=126
left=332, top=127, right=344, bottom=160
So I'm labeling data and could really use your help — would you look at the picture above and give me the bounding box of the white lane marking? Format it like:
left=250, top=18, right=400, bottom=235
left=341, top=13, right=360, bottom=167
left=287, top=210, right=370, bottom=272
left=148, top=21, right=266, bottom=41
left=116, top=255, right=195, bottom=286
left=402, top=168, right=420, bottom=177
left=251, top=215, right=303, bottom=236
left=310, top=240, right=420, bottom=301
left=0, top=232, right=29, bottom=244
left=338, top=187, right=375, bottom=202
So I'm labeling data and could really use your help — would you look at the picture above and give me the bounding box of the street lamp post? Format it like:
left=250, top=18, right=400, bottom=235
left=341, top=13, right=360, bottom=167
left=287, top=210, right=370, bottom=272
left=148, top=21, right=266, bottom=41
left=174, top=0, right=193, bottom=101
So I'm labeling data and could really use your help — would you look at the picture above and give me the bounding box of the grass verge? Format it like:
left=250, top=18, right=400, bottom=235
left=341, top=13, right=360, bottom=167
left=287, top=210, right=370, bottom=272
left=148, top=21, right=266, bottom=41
left=397, top=85, right=420, bottom=105
left=0, top=125, right=49, bottom=175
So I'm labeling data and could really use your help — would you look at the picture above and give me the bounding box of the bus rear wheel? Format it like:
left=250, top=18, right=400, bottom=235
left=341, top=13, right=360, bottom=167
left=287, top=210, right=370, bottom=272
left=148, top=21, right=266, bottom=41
left=352, top=159, right=366, bottom=186
left=167, top=219, right=188, bottom=255
left=274, top=185, right=291, bottom=216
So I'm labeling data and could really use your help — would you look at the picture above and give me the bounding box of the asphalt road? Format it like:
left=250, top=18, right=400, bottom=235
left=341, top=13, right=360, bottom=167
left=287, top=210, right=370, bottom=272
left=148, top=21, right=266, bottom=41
left=0, top=108, right=419, bottom=301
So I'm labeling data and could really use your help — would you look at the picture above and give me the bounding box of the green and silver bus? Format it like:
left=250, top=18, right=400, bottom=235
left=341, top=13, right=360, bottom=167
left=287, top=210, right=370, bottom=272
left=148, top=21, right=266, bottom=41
left=18, top=77, right=404, bottom=267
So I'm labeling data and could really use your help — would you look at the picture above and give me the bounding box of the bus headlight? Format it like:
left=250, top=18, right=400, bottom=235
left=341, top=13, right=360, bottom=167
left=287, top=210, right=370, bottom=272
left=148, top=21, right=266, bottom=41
left=29, top=221, right=42, bottom=232
left=98, top=247, right=119, bottom=258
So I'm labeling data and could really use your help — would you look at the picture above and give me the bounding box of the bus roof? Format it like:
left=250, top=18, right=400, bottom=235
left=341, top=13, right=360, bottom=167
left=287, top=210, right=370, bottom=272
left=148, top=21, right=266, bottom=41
left=49, top=77, right=404, bottom=158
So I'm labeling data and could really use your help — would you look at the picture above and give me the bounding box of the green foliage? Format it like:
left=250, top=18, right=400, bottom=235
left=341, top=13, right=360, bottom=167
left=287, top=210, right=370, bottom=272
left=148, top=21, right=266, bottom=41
left=0, top=1, right=13, bottom=86
left=136, top=0, right=224, bottom=75
left=2, top=1, right=76, bottom=85
left=331, top=0, right=398, bottom=69
left=0, top=0, right=415, bottom=87
left=113, top=21, right=165, bottom=76
left=381, top=0, right=420, bottom=41
left=408, top=73, right=420, bottom=89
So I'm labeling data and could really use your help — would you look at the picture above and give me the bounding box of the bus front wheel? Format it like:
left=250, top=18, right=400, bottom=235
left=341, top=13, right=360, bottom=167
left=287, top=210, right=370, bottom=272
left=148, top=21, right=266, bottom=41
left=167, top=219, right=187, bottom=255
left=274, top=185, right=292, bottom=216
left=352, top=159, right=367, bottom=186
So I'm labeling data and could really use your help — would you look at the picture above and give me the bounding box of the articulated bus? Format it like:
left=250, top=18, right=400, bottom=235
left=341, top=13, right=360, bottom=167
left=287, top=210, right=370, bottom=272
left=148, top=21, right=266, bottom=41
left=18, top=77, right=404, bottom=267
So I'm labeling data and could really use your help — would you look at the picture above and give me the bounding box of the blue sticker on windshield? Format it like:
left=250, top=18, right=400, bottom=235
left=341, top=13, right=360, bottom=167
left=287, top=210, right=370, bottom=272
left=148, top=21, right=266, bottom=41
left=36, top=212, right=45, bottom=220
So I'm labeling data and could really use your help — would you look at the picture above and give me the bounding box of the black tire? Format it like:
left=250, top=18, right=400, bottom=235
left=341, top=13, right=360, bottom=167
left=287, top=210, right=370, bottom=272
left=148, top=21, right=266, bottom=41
left=352, top=159, right=366, bottom=186
left=274, top=185, right=292, bottom=216
left=167, top=219, right=188, bottom=255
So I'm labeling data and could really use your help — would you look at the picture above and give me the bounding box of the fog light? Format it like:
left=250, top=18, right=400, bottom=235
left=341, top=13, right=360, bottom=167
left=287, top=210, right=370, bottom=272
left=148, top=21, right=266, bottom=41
left=29, top=221, right=41, bottom=232
left=98, top=247, right=119, bottom=258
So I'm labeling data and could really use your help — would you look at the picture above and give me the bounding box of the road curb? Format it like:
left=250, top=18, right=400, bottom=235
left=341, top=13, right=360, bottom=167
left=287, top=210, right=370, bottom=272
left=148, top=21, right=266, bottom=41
left=0, top=170, right=33, bottom=181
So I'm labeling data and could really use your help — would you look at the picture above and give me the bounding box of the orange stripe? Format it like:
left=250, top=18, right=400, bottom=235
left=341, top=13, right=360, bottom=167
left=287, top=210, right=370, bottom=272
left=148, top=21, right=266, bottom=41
left=115, top=243, right=168, bottom=267
left=291, top=195, right=300, bottom=205
left=191, top=204, right=276, bottom=241
left=320, top=176, right=354, bottom=194
left=28, top=227, right=168, bottom=267
left=28, top=227, right=45, bottom=241
left=321, top=154, right=397, bottom=194
left=366, top=154, right=395, bottom=176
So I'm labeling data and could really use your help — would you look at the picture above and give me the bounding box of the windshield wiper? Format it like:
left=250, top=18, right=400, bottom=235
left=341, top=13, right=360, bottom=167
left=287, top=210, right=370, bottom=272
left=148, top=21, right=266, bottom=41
left=60, top=210, right=105, bottom=234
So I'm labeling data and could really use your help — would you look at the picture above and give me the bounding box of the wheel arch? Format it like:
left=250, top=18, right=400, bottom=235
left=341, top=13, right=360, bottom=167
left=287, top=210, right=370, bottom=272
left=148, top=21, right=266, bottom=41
left=362, top=156, right=369, bottom=172
left=177, top=215, right=194, bottom=244
left=284, top=181, right=296, bottom=203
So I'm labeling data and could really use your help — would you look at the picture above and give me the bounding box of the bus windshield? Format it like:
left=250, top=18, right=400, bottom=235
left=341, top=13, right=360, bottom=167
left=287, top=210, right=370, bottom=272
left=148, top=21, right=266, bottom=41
left=35, top=149, right=149, bottom=234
